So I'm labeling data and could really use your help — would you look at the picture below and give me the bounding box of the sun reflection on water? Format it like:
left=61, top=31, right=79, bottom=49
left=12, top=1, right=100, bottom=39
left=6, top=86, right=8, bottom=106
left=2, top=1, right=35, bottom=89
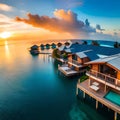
left=4, top=40, right=10, bottom=58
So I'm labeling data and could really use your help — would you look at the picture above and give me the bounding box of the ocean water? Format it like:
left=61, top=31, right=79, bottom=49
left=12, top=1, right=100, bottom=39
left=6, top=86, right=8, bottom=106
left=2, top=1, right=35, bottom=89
left=0, top=40, right=117, bottom=120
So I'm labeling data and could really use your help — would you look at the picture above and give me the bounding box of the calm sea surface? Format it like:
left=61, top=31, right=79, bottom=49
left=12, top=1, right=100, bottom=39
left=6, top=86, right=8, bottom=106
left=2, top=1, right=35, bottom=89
left=0, top=40, right=116, bottom=120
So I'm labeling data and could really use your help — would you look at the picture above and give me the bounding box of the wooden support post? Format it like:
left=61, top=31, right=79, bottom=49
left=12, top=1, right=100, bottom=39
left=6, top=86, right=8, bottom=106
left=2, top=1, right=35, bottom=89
left=114, top=112, right=117, bottom=120
left=115, top=79, right=117, bottom=88
left=104, top=84, right=107, bottom=92
left=76, top=87, right=78, bottom=96
left=88, top=79, right=90, bottom=86
left=83, top=92, right=85, bottom=99
left=96, top=100, right=98, bottom=109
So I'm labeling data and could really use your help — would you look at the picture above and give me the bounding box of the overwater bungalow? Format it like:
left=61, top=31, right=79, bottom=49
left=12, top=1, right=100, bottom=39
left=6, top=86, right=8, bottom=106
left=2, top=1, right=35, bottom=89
left=76, top=54, right=120, bottom=120
left=30, top=45, right=39, bottom=55
left=45, top=43, right=50, bottom=49
left=55, top=41, right=120, bottom=76
left=64, top=41, right=70, bottom=46
left=40, top=44, right=44, bottom=48
left=58, top=50, right=99, bottom=76
left=86, top=54, right=120, bottom=92
left=58, top=41, right=120, bottom=75
left=31, top=45, right=38, bottom=50
left=57, top=42, right=62, bottom=47
left=68, top=50, right=99, bottom=70
left=40, top=44, right=44, bottom=50
left=51, top=43, right=56, bottom=49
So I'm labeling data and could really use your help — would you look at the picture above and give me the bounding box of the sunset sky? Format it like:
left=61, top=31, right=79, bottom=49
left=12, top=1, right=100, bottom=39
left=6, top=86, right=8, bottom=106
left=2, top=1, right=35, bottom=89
left=0, top=0, right=120, bottom=41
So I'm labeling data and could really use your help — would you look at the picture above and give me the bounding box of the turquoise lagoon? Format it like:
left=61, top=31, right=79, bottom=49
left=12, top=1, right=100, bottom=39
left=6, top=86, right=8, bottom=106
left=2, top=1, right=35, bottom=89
left=0, top=40, right=116, bottom=120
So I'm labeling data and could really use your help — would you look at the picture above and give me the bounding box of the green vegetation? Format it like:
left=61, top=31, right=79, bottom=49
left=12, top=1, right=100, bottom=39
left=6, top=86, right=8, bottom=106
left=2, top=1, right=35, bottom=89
left=91, top=40, right=100, bottom=46
left=52, top=48, right=60, bottom=58
left=83, top=41, right=88, bottom=45
left=86, top=66, right=91, bottom=71
left=79, top=75, right=88, bottom=83
left=62, top=53, right=68, bottom=59
left=114, top=42, right=120, bottom=48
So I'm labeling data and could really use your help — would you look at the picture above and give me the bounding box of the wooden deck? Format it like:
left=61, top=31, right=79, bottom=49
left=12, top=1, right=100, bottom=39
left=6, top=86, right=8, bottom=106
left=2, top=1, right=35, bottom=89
left=77, top=79, right=120, bottom=115
left=68, top=60, right=83, bottom=68
left=58, top=66, right=79, bottom=76
left=39, top=52, right=51, bottom=54
left=56, top=58, right=67, bottom=63
left=86, top=70, right=120, bottom=90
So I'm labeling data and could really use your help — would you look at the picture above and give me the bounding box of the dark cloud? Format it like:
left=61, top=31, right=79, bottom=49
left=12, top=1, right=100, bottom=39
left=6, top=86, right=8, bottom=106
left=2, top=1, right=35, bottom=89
left=85, top=19, right=90, bottom=26
left=15, top=9, right=96, bottom=34
left=83, top=19, right=96, bottom=33
left=96, top=24, right=105, bottom=31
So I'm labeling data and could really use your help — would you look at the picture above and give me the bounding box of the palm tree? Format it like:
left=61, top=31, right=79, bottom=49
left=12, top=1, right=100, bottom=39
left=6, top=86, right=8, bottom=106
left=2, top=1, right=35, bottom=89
left=91, top=40, right=100, bottom=46
left=83, top=41, right=88, bottom=45
left=52, top=48, right=60, bottom=58
left=114, top=42, right=120, bottom=48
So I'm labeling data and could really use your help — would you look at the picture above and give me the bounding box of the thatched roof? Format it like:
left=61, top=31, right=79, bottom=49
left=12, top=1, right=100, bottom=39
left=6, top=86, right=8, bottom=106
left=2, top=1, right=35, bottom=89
left=57, top=42, right=62, bottom=47
left=31, top=45, right=39, bottom=50
left=51, top=43, right=56, bottom=46
left=45, top=43, right=50, bottom=47
left=40, top=44, right=44, bottom=47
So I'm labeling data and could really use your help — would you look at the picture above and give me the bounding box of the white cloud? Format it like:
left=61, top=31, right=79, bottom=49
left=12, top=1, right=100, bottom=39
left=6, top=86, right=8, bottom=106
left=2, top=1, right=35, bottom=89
left=15, top=9, right=95, bottom=34
left=0, top=3, right=13, bottom=11
left=0, top=14, right=39, bottom=33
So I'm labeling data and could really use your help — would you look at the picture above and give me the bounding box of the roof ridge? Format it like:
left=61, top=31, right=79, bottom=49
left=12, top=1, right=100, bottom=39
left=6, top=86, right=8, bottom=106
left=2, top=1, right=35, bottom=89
left=106, top=54, right=120, bottom=62
left=101, top=53, right=120, bottom=59
left=76, top=50, right=92, bottom=54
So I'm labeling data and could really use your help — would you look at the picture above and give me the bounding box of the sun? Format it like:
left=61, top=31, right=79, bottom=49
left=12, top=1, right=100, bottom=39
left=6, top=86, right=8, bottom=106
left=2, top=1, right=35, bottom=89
left=0, top=32, right=11, bottom=39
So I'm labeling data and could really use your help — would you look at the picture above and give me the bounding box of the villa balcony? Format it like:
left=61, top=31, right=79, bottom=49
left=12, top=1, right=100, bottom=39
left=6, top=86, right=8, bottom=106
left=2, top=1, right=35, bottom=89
left=86, top=70, right=120, bottom=91
left=68, top=59, right=83, bottom=67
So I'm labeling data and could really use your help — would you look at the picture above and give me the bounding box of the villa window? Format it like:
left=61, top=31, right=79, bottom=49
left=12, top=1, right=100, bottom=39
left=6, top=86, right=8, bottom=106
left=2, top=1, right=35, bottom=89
left=99, top=65, right=117, bottom=78
left=72, top=55, right=77, bottom=61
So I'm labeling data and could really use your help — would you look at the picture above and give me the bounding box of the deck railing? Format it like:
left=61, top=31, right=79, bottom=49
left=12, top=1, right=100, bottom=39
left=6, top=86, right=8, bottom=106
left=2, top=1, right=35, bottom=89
left=87, top=70, right=120, bottom=87
left=68, top=59, right=82, bottom=66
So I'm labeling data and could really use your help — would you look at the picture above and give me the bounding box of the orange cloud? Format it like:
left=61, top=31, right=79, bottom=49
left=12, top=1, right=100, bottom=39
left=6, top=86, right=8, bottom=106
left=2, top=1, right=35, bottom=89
left=15, top=9, right=96, bottom=36
left=0, top=3, right=13, bottom=11
left=0, top=13, right=74, bottom=41
left=15, top=9, right=89, bottom=34
left=54, top=9, right=77, bottom=22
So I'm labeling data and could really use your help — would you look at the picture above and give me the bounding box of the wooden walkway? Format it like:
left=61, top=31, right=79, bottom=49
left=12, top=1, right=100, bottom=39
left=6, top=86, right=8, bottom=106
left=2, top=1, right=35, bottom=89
left=39, top=52, right=51, bottom=54
left=58, top=66, right=79, bottom=76
left=76, top=79, right=120, bottom=120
